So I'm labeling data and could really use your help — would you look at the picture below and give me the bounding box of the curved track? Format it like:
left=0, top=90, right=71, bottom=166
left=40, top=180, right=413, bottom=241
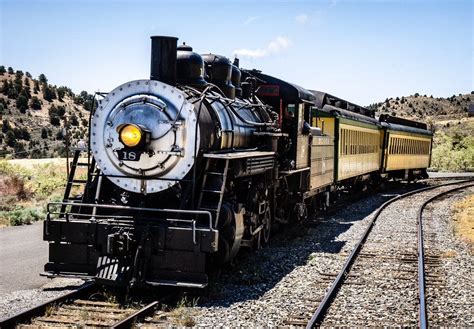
left=304, top=179, right=473, bottom=328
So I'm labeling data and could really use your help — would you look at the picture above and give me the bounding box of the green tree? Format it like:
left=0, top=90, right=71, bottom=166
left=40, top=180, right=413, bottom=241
left=20, top=86, right=31, bottom=99
left=41, top=127, right=48, bottom=139
left=0, top=66, right=6, bottom=75
left=2, top=119, right=10, bottom=133
left=7, top=85, right=18, bottom=99
left=33, top=80, right=40, bottom=94
left=13, top=141, right=26, bottom=158
left=43, top=85, right=56, bottom=101
left=1, top=80, right=9, bottom=95
left=70, top=114, right=79, bottom=126
left=56, top=86, right=72, bottom=101
left=30, top=96, right=42, bottom=110
left=56, top=130, right=64, bottom=140
left=7, top=67, right=14, bottom=74
left=16, top=95, right=28, bottom=113
left=5, top=130, right=16, bottom=147
left=38, top=73, right=48, bottom=85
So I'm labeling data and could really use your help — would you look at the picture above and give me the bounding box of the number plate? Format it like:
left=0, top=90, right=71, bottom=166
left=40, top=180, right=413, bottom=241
left=117, top=150, right=141, bottom=161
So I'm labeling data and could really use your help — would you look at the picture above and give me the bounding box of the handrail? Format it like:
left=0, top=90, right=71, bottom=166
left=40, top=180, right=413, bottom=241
left=47, top=201, right=215, bottom=231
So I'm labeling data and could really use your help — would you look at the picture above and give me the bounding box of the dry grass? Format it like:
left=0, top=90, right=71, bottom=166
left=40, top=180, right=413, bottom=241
left=158, top=296, right=199, bottom=327
left=0, top=159, right=70, bottom=226
left=452, top=194, right=474, bottom=252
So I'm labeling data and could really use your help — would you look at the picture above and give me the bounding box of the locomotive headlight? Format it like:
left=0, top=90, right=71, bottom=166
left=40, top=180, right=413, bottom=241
left=118, top=124, right=143, bottom=147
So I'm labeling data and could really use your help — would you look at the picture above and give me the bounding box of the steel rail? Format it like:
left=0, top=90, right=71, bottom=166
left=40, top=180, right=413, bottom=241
left=111, top=301, right=159, bottom=329
left=305, top=179, right=473, bottom=328
left=417, top=182, right=474, bottom=329
left=0, top=282, right=95, bottom=329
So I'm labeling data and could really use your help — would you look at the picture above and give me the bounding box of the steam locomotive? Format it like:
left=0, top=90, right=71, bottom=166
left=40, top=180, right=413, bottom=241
left=43, top=36, right=432, bottom=288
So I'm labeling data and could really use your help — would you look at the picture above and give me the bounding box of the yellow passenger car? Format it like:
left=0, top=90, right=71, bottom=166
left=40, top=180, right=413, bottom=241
left=315, top=105, right=382, bottom=183
left=380, top=115, right=432, bottom=178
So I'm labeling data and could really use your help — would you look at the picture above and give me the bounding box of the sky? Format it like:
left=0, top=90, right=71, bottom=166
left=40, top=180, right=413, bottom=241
left=0, top=0, right=472, bottom=105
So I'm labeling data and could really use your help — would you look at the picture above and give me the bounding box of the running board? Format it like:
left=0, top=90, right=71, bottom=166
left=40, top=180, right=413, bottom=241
left=145, top=280, right=207, bottom=289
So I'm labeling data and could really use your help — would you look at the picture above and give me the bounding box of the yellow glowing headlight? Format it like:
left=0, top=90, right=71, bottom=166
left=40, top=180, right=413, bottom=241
left=119, top=124, right=143, bottom=147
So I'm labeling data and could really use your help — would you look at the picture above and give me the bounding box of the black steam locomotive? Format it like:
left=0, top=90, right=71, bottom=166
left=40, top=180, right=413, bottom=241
left=43, top=36, right=432, bottom=288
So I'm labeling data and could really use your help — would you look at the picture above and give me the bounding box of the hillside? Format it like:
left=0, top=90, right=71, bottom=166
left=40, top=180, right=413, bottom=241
left=0, top=65, right=94, bottom=159
left=367, top=92, right=472, bottom=123
left=368, top=93, right=474, bottom=172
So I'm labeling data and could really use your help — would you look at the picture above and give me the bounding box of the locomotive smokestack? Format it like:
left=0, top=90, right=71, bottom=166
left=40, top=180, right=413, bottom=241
left=150, top=36, right=178, bottom=85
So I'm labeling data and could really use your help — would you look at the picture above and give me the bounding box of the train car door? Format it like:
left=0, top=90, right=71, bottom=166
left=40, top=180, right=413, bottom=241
left=296, top=103, right=310, bottom=169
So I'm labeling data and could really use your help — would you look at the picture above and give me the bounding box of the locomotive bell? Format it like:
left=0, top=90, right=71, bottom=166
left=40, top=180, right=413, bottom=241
left=232, top=58, right=242, bottom=98
left=176, top=42, right=207, bottom=88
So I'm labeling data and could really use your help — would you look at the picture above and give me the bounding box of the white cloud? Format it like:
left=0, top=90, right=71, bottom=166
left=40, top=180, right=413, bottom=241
left=242, top=16, right=260, bottom=26
left=233, top=37, right=291, bottom=59
left=296, top=14, right=309, bottom=25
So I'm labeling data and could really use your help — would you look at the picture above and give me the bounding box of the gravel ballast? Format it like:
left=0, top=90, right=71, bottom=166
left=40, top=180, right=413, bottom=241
left=194, top=183, right=422, bottom=327
left=1, top=181, right=471, bottom=326
left=194, top=181, right=472, bottom=327
left=0, top=278, right=85, bottom=320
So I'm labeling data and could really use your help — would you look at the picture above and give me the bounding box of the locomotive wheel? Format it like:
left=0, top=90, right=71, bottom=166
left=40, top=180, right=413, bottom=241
left=213, top=202, right=238, bottom=264
left=254, top=204, right=271, bottom=250
left=262, top=205, right=271, bottom=244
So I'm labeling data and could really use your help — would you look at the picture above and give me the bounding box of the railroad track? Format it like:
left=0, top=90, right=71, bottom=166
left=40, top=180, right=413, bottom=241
left=284, top=179, right=473, bottom=328
left=0, top=284, right=168, bottom=329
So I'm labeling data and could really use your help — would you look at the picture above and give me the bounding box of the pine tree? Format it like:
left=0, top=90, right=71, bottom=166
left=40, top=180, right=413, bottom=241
left=7, top=83, right=18, bottom=99
left=30, top=96, right=42, bottom=110
left=38, top=74, right=48, bottom=85
left=1, top=80, right=9, bottom=95
left=33, top=80, right=40, bottom=94
left=13, top=141, right=26, bottom=158
left=5, top=130, right=16, bottom=147
left=16, top=95, right=29, bottom=113
left=41, top=127, right=48, bottom=139
left=43, top=85, right=56, bottom=101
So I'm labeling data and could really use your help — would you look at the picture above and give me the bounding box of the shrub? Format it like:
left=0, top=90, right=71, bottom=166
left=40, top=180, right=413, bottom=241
left=7, top=86, right=18, bottom=99
left=2, top=119, right=10, bottom=133
left=7, top=67, right=14, bottom=74
left=0, top=80, right=8, bottom=95
left=33, top=80, right=40, bottom=94
left=13, top=142, right=26, bottom=158
left=2, top=206, right=45, bottom=226
left=70, top=114, right=79, bottom=126
left=16, top=95, right=28, bottom=113
left=5, top=130, right=16, bottom=147
left=43, top=85, right=56, bottom=101
left=0, top=66, right=5, bottom=75
left=30, top=96, right=42, bottom=110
